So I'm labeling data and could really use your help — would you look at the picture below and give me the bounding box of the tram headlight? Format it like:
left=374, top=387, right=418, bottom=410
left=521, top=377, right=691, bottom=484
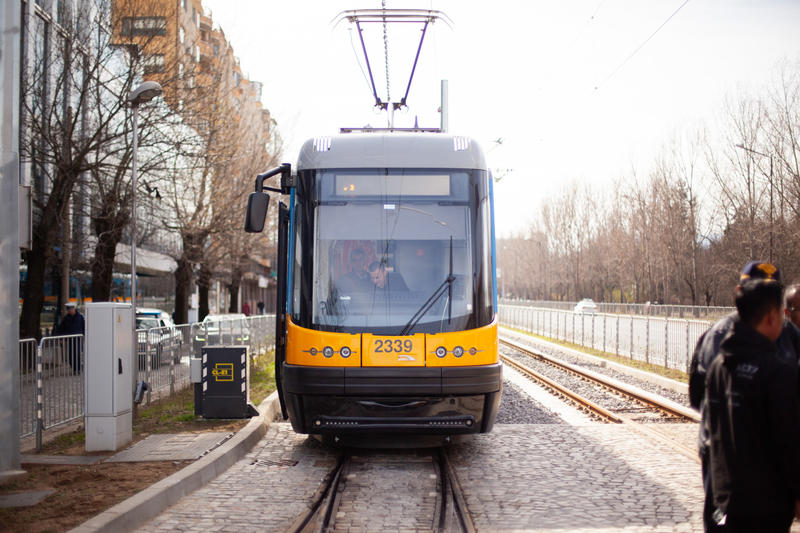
left=323, top=346, right=334, bottom=358
left=340, top=346, right=351, bottom=358
left=453, top=346, right=464, bottom=358
left=435, top=346, right=447, bottom=358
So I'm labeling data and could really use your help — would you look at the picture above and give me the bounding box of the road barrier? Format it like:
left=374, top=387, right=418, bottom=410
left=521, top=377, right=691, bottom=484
left=502, top=299, right=732, bottom=320
left=499, top=304, right=715, bottom=373
left=18, top=315, right=276, bottom=448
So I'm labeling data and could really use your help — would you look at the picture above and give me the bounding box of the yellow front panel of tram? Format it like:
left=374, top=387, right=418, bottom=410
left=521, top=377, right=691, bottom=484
left=362, top=334, right=426, bottom=367
left=286, top=317, right=361, bottom=367
left=424, top=318, right=498, bottom=367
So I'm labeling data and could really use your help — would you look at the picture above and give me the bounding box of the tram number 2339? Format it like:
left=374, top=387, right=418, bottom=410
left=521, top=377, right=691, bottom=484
left=373, top=339, right=414, bottom=353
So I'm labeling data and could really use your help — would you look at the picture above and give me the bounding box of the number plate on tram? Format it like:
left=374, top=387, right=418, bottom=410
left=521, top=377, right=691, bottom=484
left=362, top=334, right=425, bottom=367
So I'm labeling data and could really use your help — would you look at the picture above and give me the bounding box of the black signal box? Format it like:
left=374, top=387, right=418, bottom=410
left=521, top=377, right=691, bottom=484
left=197, top=346, right=250, bottom=419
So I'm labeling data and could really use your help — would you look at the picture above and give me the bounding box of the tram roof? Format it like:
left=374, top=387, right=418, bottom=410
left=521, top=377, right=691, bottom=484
left=296, top=132, right=488, bottom=171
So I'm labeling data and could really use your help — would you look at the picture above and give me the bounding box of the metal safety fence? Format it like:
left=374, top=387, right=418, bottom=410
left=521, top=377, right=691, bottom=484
left=136, top=315, right=275, bottom=404
left=501, top=299, right=733, bottom=320
left=19, top=314, right=276, bottom=446
left=18, top=335, right=85, bottom=448
left=499, top=304, right=715, bottom=373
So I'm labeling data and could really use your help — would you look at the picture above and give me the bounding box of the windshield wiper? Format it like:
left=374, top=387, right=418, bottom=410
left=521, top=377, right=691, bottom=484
left=400, top=237, right=454, bottom=335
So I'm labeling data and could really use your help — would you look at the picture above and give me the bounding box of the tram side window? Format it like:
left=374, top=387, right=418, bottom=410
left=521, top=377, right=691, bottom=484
left=291, top=203, right=302, bottom=322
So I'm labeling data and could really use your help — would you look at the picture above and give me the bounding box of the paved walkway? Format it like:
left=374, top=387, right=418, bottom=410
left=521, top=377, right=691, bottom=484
left=136, top=422, right=704, bottom=532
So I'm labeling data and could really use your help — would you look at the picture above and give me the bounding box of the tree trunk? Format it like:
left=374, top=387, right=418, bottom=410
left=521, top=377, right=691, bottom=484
left=228, top=281, right=240, bottom=313
left=174, top=257, right=192, bottom=325
left=90, top=220, right=123, bottom=302
left=20, top=195, right=66, bottom=339
left=197, top=263, right=212, bottom=321
left=60, top=204, right=72, bottom=311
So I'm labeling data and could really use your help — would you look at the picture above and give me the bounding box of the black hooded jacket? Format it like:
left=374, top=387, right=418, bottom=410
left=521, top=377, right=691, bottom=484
left=705, top=318, right=800, bottom=519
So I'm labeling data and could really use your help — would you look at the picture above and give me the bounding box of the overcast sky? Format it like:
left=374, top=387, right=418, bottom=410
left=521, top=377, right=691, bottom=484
left=203, top=0, right=800, bottom=236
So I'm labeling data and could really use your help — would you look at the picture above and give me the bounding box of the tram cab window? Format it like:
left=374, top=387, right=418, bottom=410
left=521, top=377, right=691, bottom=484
left=307, top=169, right=478, bottom=334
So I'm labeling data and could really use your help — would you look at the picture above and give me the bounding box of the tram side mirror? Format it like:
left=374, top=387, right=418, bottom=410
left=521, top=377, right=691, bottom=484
left=244, top=192, right=270, bottom=233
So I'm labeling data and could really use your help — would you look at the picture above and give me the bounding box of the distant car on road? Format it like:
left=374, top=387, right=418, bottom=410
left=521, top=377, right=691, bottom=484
left=192, top=313, right=251, bottom=354
left=136, top=307, right=183, bottom=366
left=573, top=298, right=598, bottom=314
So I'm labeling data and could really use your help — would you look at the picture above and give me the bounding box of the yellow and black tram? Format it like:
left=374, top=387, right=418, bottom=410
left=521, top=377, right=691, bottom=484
left=245, top=131, right=502, bottom=441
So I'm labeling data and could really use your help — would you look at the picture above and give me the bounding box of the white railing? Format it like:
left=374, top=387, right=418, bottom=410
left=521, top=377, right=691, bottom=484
left=18, top=334, right=85, bottom=449
left=499, top=304, right=715, bottom=373
left=19, top=314, right=276, bottom=448
left=500, top=299, right=733, bottom=320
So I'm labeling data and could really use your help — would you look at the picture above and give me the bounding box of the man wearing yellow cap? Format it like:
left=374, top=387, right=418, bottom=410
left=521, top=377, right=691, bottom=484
left=690, top=262, right=800, bottom=531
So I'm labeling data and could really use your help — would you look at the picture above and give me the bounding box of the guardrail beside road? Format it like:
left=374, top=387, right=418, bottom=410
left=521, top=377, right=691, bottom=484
left=18, top=315, right=276, bottom=448
left=499, top=304, right=714, bottom=373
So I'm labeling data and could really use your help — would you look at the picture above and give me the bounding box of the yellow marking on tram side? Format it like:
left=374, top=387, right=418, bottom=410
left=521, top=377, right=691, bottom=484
left=425, top=318, right=498, bottom=367
left=286, top=316, right=361, bottom=367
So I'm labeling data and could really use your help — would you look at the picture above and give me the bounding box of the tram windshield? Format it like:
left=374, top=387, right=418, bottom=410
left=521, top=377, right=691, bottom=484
left=310, top=169, right=477, bottom=334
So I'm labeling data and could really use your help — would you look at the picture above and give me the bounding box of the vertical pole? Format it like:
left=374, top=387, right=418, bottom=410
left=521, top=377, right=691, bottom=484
left=664, top=318, right=669, bottom=368
left=35, top=343, right=44, bottom=451
left=769, top=155, right=773, bottom=264
left=686, top=321, right=691, bottom=374
left=131, top=105, right=138, bottom=398
left=645, top=316, right=650, bottom=364
left=0, top=0, right=22, bottom=475
left=602, top=314, right=606, bottom=353
left=629, top=317, right=634, bottom=360
left=440, top=80, right=449, bottom=133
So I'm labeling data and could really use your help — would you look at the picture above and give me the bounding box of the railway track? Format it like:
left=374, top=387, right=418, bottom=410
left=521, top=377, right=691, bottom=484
left=288, top=448, right=473, bottom=533
left=499, top=336, right=701, bottom=463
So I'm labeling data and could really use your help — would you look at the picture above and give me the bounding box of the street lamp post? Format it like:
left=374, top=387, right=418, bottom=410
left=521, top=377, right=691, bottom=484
left=127, top=81, right=162, bottom=393
left=735, top=143, right=774, bottom=263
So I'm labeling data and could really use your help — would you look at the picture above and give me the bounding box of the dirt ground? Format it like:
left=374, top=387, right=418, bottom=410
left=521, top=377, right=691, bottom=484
left=1, top=387, right=250, bottom=533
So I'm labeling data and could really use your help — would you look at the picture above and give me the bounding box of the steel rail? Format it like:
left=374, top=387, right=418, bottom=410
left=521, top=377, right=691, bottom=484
left=499, top=337, right=701, bottom=464
left=438, top=448, right=476, bottom=533
left=500, top=351, right=624, bottom=424
left=285, top=452, right=349, bottom=533
left=499, top=337, right=700, bottom=423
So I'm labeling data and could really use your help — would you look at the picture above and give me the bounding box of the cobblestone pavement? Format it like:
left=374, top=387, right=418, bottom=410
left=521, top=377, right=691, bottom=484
left=332, top=451, right=439, bottom=532
left=137, top=421, right=705, bottom=532
left=448, top=424, right=703, bottom=532
left=137, top=423, right=337, bottom=533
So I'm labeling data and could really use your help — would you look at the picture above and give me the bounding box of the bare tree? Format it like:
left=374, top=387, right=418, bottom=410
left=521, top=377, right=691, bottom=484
left=19, top=0, right=161, bottom=336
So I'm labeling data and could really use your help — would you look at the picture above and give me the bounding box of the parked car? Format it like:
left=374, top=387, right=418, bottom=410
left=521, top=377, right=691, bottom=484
left=136, top=308, right=183, bottom=366
left=192, top=313, right=251, bottom=354
left=573, top=298, right=598, bottom=314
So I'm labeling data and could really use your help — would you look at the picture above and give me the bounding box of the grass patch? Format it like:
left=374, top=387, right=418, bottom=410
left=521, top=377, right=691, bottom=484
left=250, top=349, right=277, bottom=405
left=50, top=431, right=85, bottom=448
left=505, top=327, right=689, bottom=383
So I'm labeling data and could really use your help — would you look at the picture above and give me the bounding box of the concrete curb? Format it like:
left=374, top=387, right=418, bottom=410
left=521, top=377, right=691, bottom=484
left=499, top=326, right=689, bottom=395
left=69, top=391, right=281, bottom=533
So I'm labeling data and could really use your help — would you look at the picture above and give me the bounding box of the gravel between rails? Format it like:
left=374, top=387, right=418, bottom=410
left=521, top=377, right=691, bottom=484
left=495, top=379, right=566, bottom=425
left=501, top=329, right=691, bottom=407
left=500, top=336, right=687, bottom=423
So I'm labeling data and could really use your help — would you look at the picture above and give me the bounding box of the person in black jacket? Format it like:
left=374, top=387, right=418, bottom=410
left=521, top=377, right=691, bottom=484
left=55, top=302, right=85, bottom=374
left=705, top=274, right=800, bottom=531
left=787, top=284, right=800, bottom=329
left=689, top=262, right=800, bottom=531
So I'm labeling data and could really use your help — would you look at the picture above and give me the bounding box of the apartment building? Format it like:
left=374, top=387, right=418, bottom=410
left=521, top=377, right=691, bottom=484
left=112, top=0, right=277, bottom=317
left=17, top=0, right=277, bottom=334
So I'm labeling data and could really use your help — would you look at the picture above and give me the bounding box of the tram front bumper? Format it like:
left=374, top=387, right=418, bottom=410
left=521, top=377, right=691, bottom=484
left=281, top=362, right=503, bottom=434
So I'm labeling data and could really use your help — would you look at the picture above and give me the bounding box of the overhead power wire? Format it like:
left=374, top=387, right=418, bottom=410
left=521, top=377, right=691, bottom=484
left=594, top=0, right=691, bottom=91
left=348, top=27, right=375, bottom=96
left=382, top=0, right=391, bottom=102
